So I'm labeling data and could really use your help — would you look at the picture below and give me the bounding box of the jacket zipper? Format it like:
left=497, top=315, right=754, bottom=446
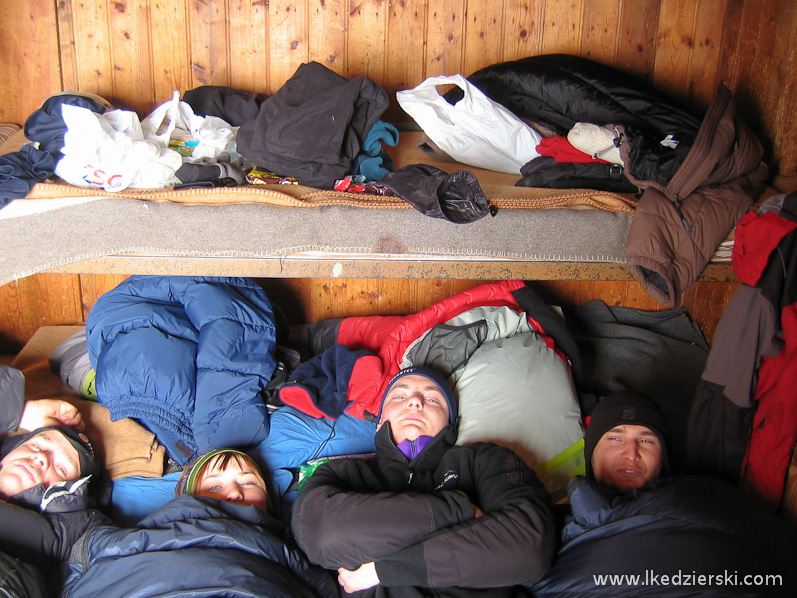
left=665, top=85, right=733, bottom=230
left=671, top=193, right=693, bottom=231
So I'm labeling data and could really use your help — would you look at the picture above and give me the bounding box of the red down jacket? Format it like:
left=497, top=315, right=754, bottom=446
left=735, top=197, right=797, bottom=508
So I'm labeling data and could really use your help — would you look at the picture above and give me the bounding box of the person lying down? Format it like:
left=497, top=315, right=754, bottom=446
left=532, top=392, right=797, bottom=597
left=0, top=387, right=104, bottom=598
left=59, top=449, right=339, bottom=598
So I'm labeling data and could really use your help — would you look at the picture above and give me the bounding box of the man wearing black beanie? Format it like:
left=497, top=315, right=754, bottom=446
left=1, top=365, right=100, bottom=506
left=0, top=425, right=100, bottom=503
left=532, top=390, right=797, bottom=597
left=0, top=365, right=108, bottom=595
left=583, top=391, right=671, bottom=493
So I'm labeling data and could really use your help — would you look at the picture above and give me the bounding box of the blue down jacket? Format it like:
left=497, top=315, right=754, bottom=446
left=86, top=276, right=277, bottom=465
left=61, top=494, right=339, bottom=598
left=532, top=475, right=797, bottom=597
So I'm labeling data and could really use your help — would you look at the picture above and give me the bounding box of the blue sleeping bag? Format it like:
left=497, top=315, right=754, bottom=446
left=86, top=276, right=278, bottom=465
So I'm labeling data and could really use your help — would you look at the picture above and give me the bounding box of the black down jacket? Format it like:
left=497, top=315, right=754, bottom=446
left=455, top=54, right=703, bottom=188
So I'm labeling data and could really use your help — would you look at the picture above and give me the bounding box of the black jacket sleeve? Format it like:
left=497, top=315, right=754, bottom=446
left=376, top=443, right=556, bottom=588
left=291, top=458, right=475, bottom=570
left=0, top=499, right=108, bottom=578
left=0, top=365, right=25, bottom=434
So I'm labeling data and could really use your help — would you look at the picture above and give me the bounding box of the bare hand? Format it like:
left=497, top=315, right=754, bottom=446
left=337, top=562, right=379, bottom=593
left=19, top=399, right=85, bottom=432
left=472, top=503, right=484, bottom=519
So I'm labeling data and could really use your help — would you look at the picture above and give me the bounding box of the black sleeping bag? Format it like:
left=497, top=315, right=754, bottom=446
left=532, top=475, right=797, bottom=597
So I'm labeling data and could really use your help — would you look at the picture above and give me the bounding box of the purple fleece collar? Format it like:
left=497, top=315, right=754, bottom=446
left=396, top=436, right=434, bottom=461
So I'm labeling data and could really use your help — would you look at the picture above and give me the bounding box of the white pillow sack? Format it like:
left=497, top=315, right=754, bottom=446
left=454, top=331, right=583, bottom=470
left=567, top=122, right=624, bottom=165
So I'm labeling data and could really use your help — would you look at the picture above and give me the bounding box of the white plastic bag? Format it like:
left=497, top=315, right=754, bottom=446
left=142, top=91, right=239, bottom=162
left=55, top=104, right=182, bottom=191
left=141, top=90, right=194, bottom=149
left=191, top=115, right=239, bottom=161
left=396, top=75, right=541, bottom=174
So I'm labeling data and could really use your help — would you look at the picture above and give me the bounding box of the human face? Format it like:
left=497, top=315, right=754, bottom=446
left=0, top=430, right=80, bottom=499
left=591, top=424, right=663, bottom=493
left=378, top=374, right=450, bottom=444
left=195, top=456, right=269, bottom=512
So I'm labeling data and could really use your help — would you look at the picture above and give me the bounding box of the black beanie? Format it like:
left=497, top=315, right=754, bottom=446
left=55, top=426, right=100, bottom=482
left=380, top=365, right=458, bottom=424
left=2, top=426, right=100, bottom=483
left=583, top=391, right=671, bottom=479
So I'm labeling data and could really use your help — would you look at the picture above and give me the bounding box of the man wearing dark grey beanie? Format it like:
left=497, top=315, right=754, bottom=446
left=532, top=390, right=797, bottom=597
left=583, top=391, right=671, bottom=494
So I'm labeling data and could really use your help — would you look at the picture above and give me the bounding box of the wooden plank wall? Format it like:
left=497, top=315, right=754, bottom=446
left=1, top=0, right=794, bottom=354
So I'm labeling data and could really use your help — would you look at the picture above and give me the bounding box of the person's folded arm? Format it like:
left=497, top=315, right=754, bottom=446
left=375, top=443, right=557, bottom=589
left=291, top=459, right=474, bottom=570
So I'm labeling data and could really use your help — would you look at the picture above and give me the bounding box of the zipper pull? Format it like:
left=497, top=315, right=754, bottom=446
left=407, top=470, right=414, bottom=486
left=672, top=194, right=692, bottom=231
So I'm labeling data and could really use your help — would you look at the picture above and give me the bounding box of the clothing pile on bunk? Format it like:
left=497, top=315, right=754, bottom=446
left=401, top=54, right=768, bottom=307
left=3, top=55, right=771, bottom=306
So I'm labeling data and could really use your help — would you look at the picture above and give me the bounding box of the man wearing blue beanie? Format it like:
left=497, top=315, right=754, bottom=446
left=375, top=366, right=458, bottom=461
left=293, top=364, right=556, bottom=597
